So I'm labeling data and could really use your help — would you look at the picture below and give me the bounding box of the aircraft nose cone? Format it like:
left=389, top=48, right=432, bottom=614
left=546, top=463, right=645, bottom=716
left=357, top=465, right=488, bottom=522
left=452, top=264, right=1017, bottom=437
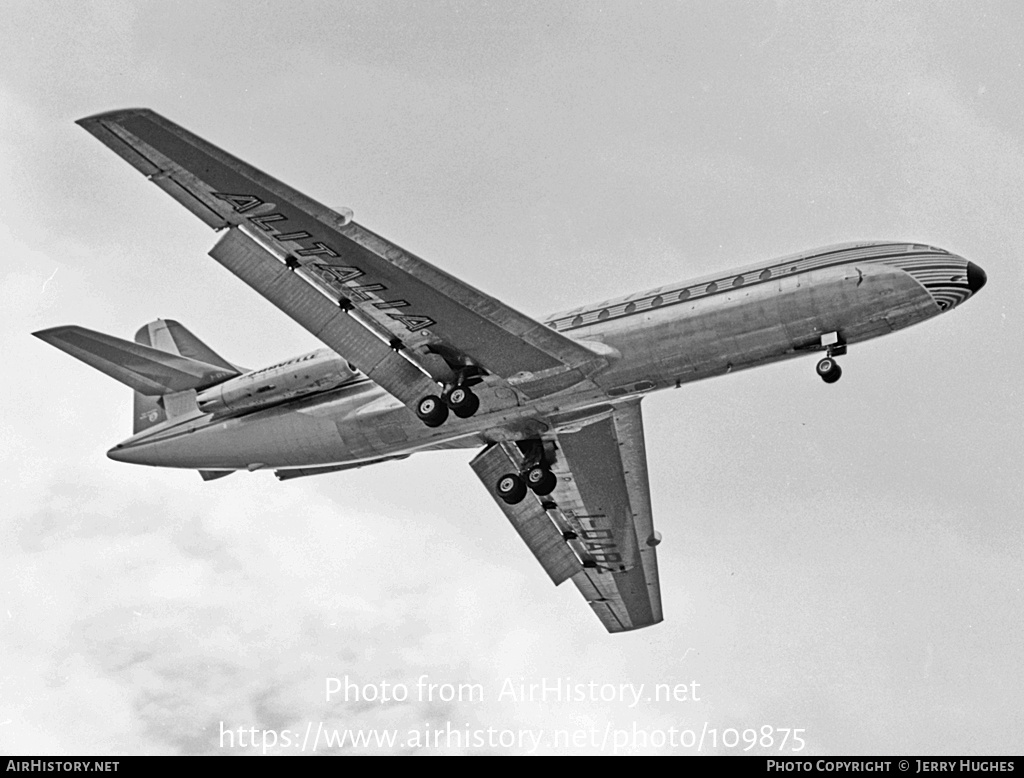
left=967, top=261, right=987, bottom=294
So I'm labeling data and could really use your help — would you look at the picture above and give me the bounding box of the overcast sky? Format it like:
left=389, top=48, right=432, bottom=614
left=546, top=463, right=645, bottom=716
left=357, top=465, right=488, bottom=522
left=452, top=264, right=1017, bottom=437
left=2, top=0, right=1021, bottom=755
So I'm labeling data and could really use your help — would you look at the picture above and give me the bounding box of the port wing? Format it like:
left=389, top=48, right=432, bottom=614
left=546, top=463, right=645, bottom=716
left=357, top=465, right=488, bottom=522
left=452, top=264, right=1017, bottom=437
left=77, top=108, right=607, bottom=406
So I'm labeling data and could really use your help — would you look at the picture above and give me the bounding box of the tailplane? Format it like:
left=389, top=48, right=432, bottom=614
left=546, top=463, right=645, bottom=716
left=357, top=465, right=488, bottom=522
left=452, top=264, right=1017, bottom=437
left=34, top=319, right=239, bottom=433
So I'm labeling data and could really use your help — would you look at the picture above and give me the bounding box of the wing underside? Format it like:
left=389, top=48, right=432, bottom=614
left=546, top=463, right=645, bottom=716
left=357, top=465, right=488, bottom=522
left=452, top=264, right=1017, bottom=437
left=470, top=399, right=663, bottom=633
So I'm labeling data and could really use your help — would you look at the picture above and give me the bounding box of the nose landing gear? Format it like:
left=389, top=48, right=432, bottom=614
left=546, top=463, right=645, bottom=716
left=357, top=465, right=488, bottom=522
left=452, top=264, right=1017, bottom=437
left=815, top=337, right=846, bottom=384
left=816, top=356, right=843, bottom=384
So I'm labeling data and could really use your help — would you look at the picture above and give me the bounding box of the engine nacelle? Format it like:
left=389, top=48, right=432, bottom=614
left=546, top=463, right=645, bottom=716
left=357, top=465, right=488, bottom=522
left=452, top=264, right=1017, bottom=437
left=197, top=349, right=359, bottom=414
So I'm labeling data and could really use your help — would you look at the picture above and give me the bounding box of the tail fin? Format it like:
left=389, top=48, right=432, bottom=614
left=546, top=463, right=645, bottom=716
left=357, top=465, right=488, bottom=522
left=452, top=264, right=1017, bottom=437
left=34, top=319, right=239, bottom=433
left=133, top=319, right=238, bottom=372
left=132, top=320, right=243, bottom=432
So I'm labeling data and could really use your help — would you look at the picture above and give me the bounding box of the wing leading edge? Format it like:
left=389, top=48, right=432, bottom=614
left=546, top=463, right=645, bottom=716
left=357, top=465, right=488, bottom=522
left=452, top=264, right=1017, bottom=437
left=76, top=108, right=607, bottom=403
left=470, top=400, right=663, bottom=632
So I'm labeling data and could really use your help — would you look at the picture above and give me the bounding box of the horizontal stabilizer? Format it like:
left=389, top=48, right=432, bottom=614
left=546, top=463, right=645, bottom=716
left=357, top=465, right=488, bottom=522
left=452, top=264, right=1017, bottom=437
left=34, top=325, right=239, bottom=396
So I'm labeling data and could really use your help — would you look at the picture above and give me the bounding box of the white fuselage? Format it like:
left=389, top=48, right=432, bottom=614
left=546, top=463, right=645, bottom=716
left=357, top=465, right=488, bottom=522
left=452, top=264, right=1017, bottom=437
left=107, top=242, right=983, bottom=473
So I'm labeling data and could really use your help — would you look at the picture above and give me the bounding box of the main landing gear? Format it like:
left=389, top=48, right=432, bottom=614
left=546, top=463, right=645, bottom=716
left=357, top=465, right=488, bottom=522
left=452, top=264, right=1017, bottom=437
left=415, top=395, right=449, bottom=427
left=496, top=464, right=557, bottom=505
left=445, top=385, right=480, bottom=418
left=495, top=439, right=558, bottom=505
left=415, top=382, right=481, bottom=427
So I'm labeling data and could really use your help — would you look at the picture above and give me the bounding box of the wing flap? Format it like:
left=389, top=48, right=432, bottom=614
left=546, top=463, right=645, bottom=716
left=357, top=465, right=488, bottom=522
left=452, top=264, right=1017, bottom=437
left=77, top=108, right=606, bottom=392
left=209, top=227, right=440, bottom=408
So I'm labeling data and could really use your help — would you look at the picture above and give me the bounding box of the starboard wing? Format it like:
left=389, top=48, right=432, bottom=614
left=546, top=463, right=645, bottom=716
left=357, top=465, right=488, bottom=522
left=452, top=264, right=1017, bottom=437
left=470, top=399, right=663, bottom=632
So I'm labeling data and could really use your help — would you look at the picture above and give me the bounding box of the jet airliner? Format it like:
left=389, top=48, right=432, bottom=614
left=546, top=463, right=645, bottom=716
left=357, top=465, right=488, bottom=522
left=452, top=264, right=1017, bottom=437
left=35, top=109, right=987, bottom=632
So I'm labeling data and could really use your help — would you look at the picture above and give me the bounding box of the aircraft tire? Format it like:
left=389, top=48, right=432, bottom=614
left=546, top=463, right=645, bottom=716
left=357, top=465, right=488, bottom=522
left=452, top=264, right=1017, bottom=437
left=497, top=473, right=528, bottom=504
left=816, top=357, right=842, bottom=384
left=822, top=364, right=842, bottom=383
left=447, top=386, right=480, bottom=418
left=416, top=395, right=449, bottom=427
left=526, top=466, right=557, bottom=496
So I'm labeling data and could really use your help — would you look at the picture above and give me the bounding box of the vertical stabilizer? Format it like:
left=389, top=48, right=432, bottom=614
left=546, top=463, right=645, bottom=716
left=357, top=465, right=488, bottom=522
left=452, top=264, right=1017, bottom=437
left=134, top=319, right=236, bottom=372
left=132, top=319, right=231, bottom=432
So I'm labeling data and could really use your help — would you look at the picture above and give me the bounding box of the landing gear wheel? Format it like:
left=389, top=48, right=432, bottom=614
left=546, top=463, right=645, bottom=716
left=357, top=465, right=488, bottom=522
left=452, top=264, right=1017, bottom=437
left=415, top=395, right=449, bottom=427
left=496, top=473, right=528, bottom=504
left=525, top=466, right=557, bottom=496
left=816, top=357, right=842, bottom=384
left=445, top=386, right=480, bottom=419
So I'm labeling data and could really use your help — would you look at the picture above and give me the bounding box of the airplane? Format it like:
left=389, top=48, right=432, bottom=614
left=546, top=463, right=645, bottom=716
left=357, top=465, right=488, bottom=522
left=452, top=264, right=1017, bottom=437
left=34, top=109, right=987, bottom=633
